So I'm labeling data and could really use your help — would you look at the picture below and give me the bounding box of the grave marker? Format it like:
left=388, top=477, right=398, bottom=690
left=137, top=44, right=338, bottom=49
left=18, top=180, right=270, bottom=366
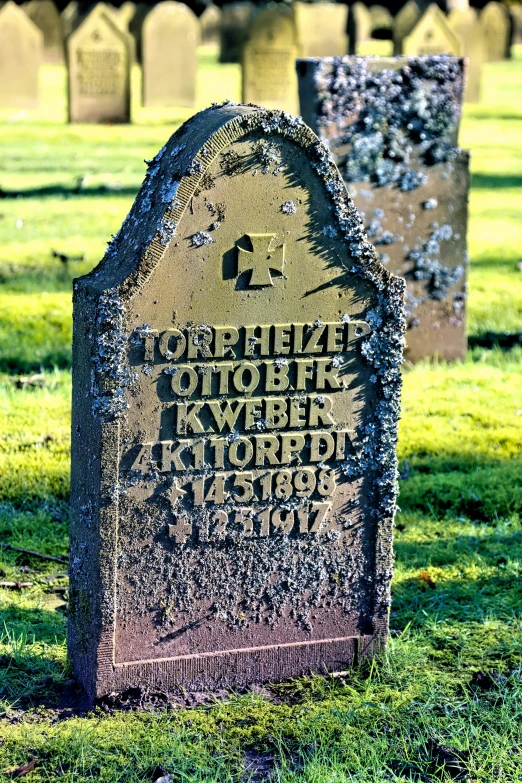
left=67, top=4, right=130, bottom=123
left=220, top=1, right=255, bottom=63
left=298, top=55, right=469, bottom=362
left=403, top=4, right=462, bottom=56
left=69, top=103, right=405, bottom=702
left=24, top=0, right=63, bottom=62
left=142, top=1, right=199, bottom=108
left=0, top=0, right=42, bottom=108
left=348, top=2, right=372, bottom=54
left=479, top=1, right=511, bottom=61
left=448, top=7, right=485, bottom=102
left=242, top=8, right=298, bottom=114
left=294, top=1, right=348, bottom=57
left=200, top=4, right=222, bottom=47
left=118, top=0, right=136, bottom=30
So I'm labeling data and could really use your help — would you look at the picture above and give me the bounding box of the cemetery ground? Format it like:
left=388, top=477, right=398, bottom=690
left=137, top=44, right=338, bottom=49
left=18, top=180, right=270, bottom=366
left=0, top=48, right=521, bottom=781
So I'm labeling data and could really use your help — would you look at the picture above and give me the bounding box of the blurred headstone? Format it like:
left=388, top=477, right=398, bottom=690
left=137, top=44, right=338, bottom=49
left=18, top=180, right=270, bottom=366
left=479, top=1, right=511, bottom=61
left=294, top=1, right=348, bottom=57
left=511, top=5, right=522, bottom=45
left=298, top=55, right=469, bottom=362
left=242, top=7, right=298, bottom=114
left=67, top=3, right=131, bottom=123
left=200, top=4, right=222, bottom=46
left=24, top=0, right=63, bottom=62
left=62, top=1, right=80, bottom=39
left=69, top=102, right=405, bottom=702
left=0, top=0, right=42, bottom=107
left=348, top=2, right=372, bottom=54
left=448, top=7, right=485, bottom=102
left=142, top=1, right=199, bottom=108
left=220, top=1, right=255, bottom=63
left=393, top=0, right=423, bottom=54
left=118, top=0, right=136, bottom=30
left=403, top=4, right=462, bottom=56
left=369, top=5, right=393, bottom=39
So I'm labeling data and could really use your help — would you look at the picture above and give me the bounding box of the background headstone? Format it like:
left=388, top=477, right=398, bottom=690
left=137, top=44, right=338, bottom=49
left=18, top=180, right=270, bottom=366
left=67, top=4, right=131, bottom=123
left=219, top=1, right=255, bottom=63
left=448, top=7, right=485, bottom=102
left=200, top=4, right=222, bottom=47
left=510, top=4, right=522, bottom=45
left=393, top=0, right=423, bottom=54
left=24, top=0, right=63, bottom=62
left=0, top=0, right=42, bottom=107
left=62, top=1, right=80, bottom=39
left=298, top=55, right=469, bottom=363
left=348, top=2, right=372, bottom=54
left=479, top=1, right=511, bottom=61
left=369, top=5, right=394, bottom=39
left=118, top=0, right=136, bottom=30
left=403, top=4, right=462, bottom=56
left=69, top=103, right=405, bottom=702
left=242, top=8, right=298, bottom=114
left=294, top=1, right=348, bottom=57
left=142, top=1, right=199, bottom=108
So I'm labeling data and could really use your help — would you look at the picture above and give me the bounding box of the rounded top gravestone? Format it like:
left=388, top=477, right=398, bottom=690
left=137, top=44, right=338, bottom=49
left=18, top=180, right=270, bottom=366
left=479, top=1, right=511, bottom=61
left=24, top=0, right=63, bottom=62
left=200, top=4, right=222, bottom=46
left=0, top=0, right=42, bottom=108
left=69, top=103, right=405, bottom=702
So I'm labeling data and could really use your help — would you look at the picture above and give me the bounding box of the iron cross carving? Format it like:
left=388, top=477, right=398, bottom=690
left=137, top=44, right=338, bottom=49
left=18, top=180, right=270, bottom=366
left=237, top=233, right=285, bottom=287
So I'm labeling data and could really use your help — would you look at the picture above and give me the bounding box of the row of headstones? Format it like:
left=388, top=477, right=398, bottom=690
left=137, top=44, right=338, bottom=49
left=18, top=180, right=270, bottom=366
left=68, top=56, right=470, bottom=702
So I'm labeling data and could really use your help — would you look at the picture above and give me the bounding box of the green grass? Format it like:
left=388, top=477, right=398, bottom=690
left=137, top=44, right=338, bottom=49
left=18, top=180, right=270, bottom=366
left=0, top=49, right=521, bottom=782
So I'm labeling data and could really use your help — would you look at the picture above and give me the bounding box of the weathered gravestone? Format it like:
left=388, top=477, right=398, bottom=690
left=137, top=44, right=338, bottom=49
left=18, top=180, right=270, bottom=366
left=220, top=2, right=255, bottom=63
left=142, top=1, right=199, bottom=109
left=294, top=1, right=348, bottom=57
left=369, top=5, right=393, bottom=39
left=242, top=8, right=298, bottom=114
left=393, top=0, right=424, bottom=54
left=298, top=55, right=469, bottom=362
left=348, top=2, right=372, bottom=54
left=67, top=4, right=130, bottom=123
left=403, top=4, right=462, bottom=56
left=479, top=1, right=511, bottom=61
left=68, top=103, right=405, bottom=701
left=200, top=4, right=222, bottom=46
left=0, top=1, right=42, bottom=107
left=448, top=7, right=485, bottom=102
left=24, top=0, right=63, bottom=62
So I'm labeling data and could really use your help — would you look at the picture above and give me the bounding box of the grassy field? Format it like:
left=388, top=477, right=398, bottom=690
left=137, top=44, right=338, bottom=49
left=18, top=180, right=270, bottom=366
left=0, top=48, right=521, bottom=781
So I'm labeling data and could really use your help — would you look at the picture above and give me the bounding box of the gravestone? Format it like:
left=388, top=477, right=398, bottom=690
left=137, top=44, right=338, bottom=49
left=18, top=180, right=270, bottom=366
left=294, top=1, right=348, bottom=57
left=68, top=103, right=405, bottom=702
left=62, top=1, right=79, bottom=39
left=348, top=2, right=372, bottom=54
left=24, top=0, right=63, bottom=62
left=0, top=1, right=42, bottom=107
left=118, top=0, right=136, bottom=30
left=448, top=7, right=485, bottom=102
left=200, top=4, right=222, bottom=46
left=511, top=5, right=522, bottom=45
left=298, top=55, right=469, bottom=362
left=393, top=0, right=423, bottom=54
left=369, top=5, right=393, bottom=39
left=220, top=1, right=255, bottom=63
left=479, top=1, right=511, bottom=61
left=67, top=4, right=130, bottom=123
left=403, top=4, right=462, bottom=56
left=242, top=8, right=298, bottom=114
left=142, top=1, right=199, bottom=108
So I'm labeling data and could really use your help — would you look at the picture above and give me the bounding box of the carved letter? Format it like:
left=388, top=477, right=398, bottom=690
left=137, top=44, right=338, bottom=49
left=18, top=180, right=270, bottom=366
left=265, top=361, right=289, bottom=392
left=158, top=328, right=186, bottom=360
left=176, top=402, right=205, bottom=434
left=308, top=395, right=336, bottom=427
left=214, top=326, right=239, bottom=359
left=171, top=365, right=198, bottom=397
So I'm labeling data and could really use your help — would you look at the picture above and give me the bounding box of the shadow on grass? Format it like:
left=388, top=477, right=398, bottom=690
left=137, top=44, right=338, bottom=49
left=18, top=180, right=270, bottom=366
left=0, top=184, right=139, bottom=200
left=471, top=172, right=522, bottom=189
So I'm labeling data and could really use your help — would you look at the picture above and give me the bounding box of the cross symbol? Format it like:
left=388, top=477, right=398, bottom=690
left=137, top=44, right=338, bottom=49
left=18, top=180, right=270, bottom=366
left=168, top=515, right=192, bottom=544
left=237, top=234, right=285, bottom=287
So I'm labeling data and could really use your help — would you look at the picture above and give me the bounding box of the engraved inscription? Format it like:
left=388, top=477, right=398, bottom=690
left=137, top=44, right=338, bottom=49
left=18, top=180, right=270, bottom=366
left=77, top=48, right=123, bottom=95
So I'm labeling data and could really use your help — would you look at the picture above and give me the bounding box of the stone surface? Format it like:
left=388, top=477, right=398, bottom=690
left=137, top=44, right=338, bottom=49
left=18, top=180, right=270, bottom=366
left=24, top=0, right=63, bottom=62
left=298, top=55, right=469, bottom=362
left=511, top=4, right=522, bottom=45
left=294, top=1, right=348, bottom=58
left=403, top=4, right=462, bottom=56
left=67, top=3, right=131, bottom=123
left=200, top=4, right=222, bottom=46
left=479, top=1, right=511, bottom=61
left=369, top=5, right=393, bottom=39
left=69, top=103, right=405, bottom=702
left=348, top=2, right=372, bottom=54
left=0, top=1, right=42, bottom=107
left=219, top=1, right=255, bottom=63
left=142, top=1, right=199, bottom=109
left=448, top=7, right=485, bottom=102
left=242, top=8, right=298, bottom=114
left=393, top=0, right=424, bottom=54
left=62, top=1, right=80, bottom=40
